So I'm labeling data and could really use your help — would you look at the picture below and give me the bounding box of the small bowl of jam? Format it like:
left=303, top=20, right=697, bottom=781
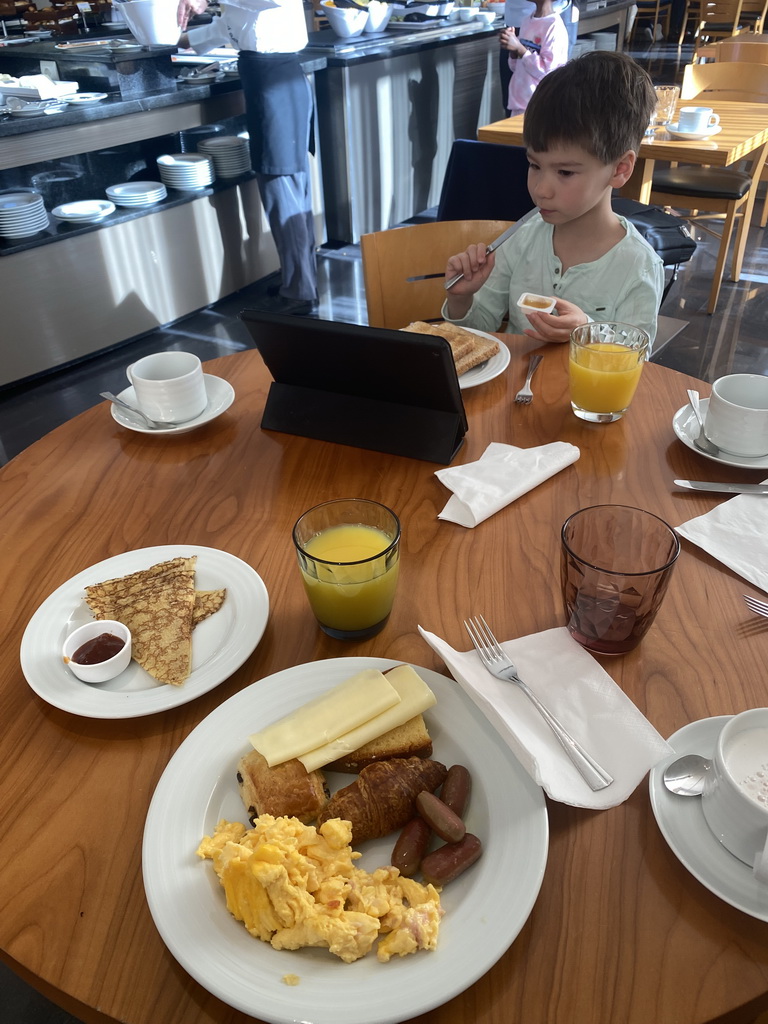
left=517, top=292, right=556, bottom=315
left=62, top=620, right=132, bottom=684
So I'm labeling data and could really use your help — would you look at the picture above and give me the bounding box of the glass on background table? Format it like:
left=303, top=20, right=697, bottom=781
left=0, top=338, right=767, bottom=1024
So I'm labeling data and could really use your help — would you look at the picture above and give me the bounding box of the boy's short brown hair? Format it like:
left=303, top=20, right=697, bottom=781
left=523, top=51, right=656, bottom=164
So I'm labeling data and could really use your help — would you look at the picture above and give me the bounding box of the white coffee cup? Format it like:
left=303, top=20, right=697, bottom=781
left=703, top=373, right=768, bottom=457
left=126, top=351, right=207, bottom=423
left=702, top=709, right=768, bottom=884
left=677, top=106, right=720, bottom=134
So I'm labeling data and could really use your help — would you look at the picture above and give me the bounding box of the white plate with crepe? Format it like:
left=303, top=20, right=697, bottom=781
left=459, top=331, right=510, bottom=390
left=20, top=544, right=269, bottom=719
left=142, top=657, right=549, bottom=1024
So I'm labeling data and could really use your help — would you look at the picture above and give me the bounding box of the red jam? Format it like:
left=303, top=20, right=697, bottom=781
left=71, top=632, right=125, bottom=665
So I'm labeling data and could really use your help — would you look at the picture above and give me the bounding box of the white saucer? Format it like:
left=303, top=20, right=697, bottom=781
left=459, top=332, right=511, bottom=390
left=666, top=123, right=723, bottom=142
left=109, top=374, right=235, bottom=434
left=649, top=716, right=768, bottom=921
left=673, top=400, right=768, bottom=469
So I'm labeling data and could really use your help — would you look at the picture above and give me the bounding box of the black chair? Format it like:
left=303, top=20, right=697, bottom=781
left=437, top=139, right=696, bottom=304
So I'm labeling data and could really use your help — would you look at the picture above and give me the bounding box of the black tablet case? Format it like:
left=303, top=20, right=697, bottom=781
left=240, top=311, right=468, bottom=465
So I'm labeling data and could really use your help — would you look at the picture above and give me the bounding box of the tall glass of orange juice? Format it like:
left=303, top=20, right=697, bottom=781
left=569, top=323, right=650, bottom=423
left=292, top=499, right=401, bottom=640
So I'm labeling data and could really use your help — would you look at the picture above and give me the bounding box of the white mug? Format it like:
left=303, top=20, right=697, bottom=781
left=703, top=373, right=768, bottom=457
left=126, top=351, right=207, bottom=423
left=677, top=106, right=720, bottom=134
left=702, top=709, right=768, bottom=885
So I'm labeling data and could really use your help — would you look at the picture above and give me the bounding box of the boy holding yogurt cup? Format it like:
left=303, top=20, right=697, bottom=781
left=442, top=52, right=665, bottom=347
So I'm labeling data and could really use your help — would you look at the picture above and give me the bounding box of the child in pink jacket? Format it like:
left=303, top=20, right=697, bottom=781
left=501, top=0, right=569, bottom=115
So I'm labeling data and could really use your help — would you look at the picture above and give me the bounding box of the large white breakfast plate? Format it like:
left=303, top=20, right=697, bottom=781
left=109, top=374, right=235, bottom=434
left=458, top=331, right=511, bottom=390
left=673, top=400, right=768, bottom=470
left=143, top=657, right=549, bottom=1024
left=20, top=544, right=268, bottom=719
left=649, top=716, right=768, bottom=922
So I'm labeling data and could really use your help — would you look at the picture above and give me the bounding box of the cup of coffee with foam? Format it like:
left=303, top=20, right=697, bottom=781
left=127, top=351, right=207, bottom=424
left=701, top=708, right=768, bottom=884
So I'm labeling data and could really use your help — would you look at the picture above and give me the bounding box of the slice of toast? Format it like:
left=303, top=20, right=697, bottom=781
left=325, top=714, right=433, bottom=774
left=403, top=321, right=499, bottom=376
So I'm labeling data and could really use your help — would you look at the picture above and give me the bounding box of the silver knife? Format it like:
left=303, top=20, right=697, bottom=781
left=675, top=479, right=768, bottom=495
left=445, top=223, right=519, bottom=290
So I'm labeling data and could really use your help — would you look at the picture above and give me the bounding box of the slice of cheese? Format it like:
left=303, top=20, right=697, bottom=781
left=249, top=669, right=401, bottom=767
left=298, top=665, right=437, bottom=773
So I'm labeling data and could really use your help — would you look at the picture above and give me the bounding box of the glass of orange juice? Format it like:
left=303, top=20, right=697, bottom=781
left=292, top=498, right=401, bottom=640
left=569, top=323, right=650, bottom=423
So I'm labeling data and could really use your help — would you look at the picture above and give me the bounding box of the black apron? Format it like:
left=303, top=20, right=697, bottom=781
left=237, top=50, right=314, bottom=176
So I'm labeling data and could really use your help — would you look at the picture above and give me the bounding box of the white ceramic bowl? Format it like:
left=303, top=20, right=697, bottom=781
left=458, top=6, right=477, bottom=20
left=365, top=0, right=394, bottom=31
left=486, top=2, right=506, bottom=17
left=119, top=0, right=181, bottom=45
left=63, top=620, right=132, bottom=684
left=320, top=0, right=368, bottom=37
left=475, top=7, right=497, bottom=22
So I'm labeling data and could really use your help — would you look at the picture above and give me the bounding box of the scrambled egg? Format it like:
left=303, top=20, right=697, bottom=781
left=197, top=816, right=443, bottom=963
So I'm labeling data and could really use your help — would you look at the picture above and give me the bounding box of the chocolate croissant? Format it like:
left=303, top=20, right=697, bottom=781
left=317, top=757, right=447, bottom=843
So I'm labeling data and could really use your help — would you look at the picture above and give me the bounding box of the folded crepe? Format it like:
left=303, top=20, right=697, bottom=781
left=85, top=556, right=224, bottom=686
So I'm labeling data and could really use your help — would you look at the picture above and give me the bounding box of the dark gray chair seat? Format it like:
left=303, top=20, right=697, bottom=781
left=652, top=166, right=752, bottom=200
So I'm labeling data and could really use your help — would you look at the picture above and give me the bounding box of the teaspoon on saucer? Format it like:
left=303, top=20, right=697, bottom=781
left=100, top=392, right=182, bottom=430
left=687, top=389, right=722, bottom=458
left=663, top=752, right=712, bottom=796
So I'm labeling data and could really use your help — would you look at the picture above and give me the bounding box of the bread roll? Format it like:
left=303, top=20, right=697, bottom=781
left=236, top=750, right=329, bottom=825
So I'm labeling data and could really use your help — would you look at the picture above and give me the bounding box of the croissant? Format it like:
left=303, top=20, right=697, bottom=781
left=317, top=757, right=447, bottom=843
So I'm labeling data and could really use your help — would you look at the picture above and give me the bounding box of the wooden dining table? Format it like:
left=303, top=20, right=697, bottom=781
left=478, top=99, right=768, bottom=204
left=1, top=335, right=768, bottom=1024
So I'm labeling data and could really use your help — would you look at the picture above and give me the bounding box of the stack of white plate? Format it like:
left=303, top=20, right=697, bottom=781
left=52, top=200, right=116, bottom=223
left=0, top=192, right=49, bottom=238
left=156, top=154, right=214, bottom=190
left=106, top=181, right=167, bottom=207
left=196, top=136, right=251, bottom=179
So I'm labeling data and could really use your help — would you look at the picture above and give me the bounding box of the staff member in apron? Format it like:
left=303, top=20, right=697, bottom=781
left=179, top=0, right=317, bottom=314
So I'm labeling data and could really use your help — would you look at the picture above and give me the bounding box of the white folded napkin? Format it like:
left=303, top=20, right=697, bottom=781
left=676, top=486, right=768, bottom=595
left=435, top=441, right=579, bottom=528
left=419, top=625, right=672, bottom=809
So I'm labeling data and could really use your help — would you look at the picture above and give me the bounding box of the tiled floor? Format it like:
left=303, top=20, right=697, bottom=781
left=2, top=37, right=768, bottom=1024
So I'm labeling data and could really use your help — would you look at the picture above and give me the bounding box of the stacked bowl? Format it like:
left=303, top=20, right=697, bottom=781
left=156, top=154, right=215, bottom=190
left=0, top=192, right=49, bottom=238
left=196, top=136, right=251, bottom=179
left=106, top=181, right=168, bottom=207
left=114, top=0, right=181, bottom=45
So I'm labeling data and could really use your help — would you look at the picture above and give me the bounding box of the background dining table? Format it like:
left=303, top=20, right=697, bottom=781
left=478, top=100, right=768, bottom=204
left=1, top=334, right=768, bottom=1024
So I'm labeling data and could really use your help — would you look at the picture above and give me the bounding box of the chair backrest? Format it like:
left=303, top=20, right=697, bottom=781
left=693, top=0, right=746, bottom=37
left=711, top=35, right=768, bottom=60
left=682, top=58, right=768, bottom=99
left=739, top=0, right=768, bottom=30
left=361, top=220, right=514, bottom=330
left=437, top=140, right=536, bottom=223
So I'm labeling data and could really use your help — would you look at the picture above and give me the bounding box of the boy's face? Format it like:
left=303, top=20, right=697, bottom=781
left=526, top=144, right=634, bottom=225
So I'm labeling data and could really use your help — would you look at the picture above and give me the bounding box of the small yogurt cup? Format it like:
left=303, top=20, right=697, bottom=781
left=63, top=620, right=132, bottom=684
left=517, top=292, right=556, bottom=314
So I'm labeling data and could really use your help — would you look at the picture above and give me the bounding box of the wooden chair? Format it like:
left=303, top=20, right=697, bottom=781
left=739, top=0, right=768, bottom=32
left=706, top=34, right=768, bottom=60
left=360, top=220, right=514, bottom=329
left=677, top=0, right=745, bottom=45
left=650, top=60, right=768, bottom=311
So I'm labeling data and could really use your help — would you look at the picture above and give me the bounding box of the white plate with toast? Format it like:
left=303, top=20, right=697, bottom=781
left=458, top=332, right=510, bottom=390
left=142, top=657, right=548, bottom=1024
left=20, top=545, right=269, bottom=719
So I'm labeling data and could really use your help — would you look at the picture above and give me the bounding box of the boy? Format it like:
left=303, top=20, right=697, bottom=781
left=443, top=51, right=664, bottom=346
left=501, top=0, right=569, bottom=116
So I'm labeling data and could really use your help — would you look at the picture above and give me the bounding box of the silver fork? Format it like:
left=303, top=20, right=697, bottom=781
left=744, top=594, right=768, bottom=618
left=514, top=354, right=543, bottom=404
left=464, top=615, right=614, bottom=791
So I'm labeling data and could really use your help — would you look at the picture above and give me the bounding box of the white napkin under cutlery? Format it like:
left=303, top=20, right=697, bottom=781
left=419, top=625, right=672, bottom=809
left=676, top=486, right=768, bottom=595
left=435, top=441, right=580, bottom=528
